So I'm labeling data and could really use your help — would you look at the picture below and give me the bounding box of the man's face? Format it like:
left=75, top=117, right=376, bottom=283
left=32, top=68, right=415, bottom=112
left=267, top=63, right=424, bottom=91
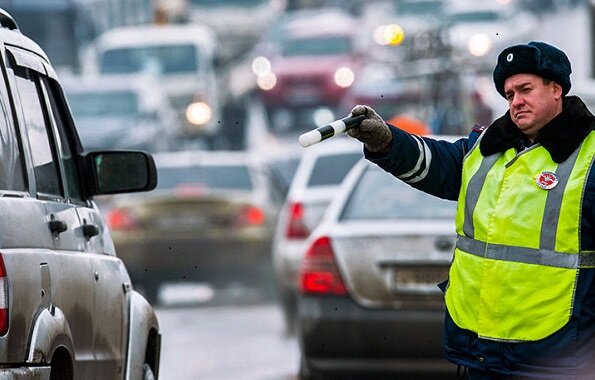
left=503, top=73, right=563, bottom=140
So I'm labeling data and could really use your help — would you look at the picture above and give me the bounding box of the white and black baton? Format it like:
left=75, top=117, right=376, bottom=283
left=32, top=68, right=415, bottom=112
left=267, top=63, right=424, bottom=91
left=298, top=114, right=366, bottom=147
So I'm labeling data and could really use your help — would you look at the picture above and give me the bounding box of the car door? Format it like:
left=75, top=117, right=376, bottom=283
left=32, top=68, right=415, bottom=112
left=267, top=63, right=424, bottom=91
left=42, top=74, right=129, bottom=378
left=5, top=46, right=95, bottom=377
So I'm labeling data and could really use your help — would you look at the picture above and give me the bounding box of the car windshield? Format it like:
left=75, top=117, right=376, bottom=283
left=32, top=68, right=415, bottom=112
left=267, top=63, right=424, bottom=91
left=190, top=0, right=265, bottom=5
left=340, top=166, right=456, bottom=220
left=394, top=0, right=444, bottom=16
left=68, top=90, right=139, bottom=118
left=100, top=44, right=198, bottom=75
left=307, top=152, right=362, bottom=187
left=282, top=36, right=352, bottom=56
left=157, top=165, right=253, bottom=191
left=448, top=10, right=502, bottom=23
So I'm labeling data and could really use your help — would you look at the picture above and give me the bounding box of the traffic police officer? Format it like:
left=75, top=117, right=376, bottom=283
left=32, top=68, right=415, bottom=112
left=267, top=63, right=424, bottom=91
left=346, top=41, right=595, bottom=379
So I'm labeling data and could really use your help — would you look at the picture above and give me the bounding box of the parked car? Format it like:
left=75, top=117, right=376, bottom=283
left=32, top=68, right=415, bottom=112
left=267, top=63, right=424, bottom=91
left=106, top=150, right=285, bottom=304
left=272, top=137, right=362, bottom=334
left=62, top=74, right=179, bottom=152
left=297, top=157, right=459, bottom=379
left=85, top=23, right=222, bottom=140
left=0, top=9, right=160, bottom=379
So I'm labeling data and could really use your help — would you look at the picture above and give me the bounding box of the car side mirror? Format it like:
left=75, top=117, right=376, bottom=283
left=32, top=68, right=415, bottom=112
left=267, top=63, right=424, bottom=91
left=83, top=150, right=157, bottom=196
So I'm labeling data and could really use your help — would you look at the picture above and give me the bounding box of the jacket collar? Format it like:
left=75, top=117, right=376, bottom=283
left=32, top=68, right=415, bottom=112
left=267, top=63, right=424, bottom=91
left=479, top=96, right=595, bottom=163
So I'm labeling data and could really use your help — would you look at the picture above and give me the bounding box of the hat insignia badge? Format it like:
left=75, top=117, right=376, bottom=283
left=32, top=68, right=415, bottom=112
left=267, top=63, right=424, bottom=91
left=507, top=53, right=514, bottom=62
left=536, top=171, right=559, bottom=190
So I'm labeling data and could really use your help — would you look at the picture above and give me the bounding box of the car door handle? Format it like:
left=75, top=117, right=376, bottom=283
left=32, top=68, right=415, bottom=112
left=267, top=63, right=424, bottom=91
left=48, top=219, right=67, bottom=234
left=82, top=223, right=100, bottom=239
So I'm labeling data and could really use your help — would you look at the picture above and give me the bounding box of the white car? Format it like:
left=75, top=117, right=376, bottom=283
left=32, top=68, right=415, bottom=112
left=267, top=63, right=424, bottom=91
left=272, top=136, right=362, bottom=334
left=298, top=155, right=459, bottom=379
left=84, top=23, right=222, bottom=138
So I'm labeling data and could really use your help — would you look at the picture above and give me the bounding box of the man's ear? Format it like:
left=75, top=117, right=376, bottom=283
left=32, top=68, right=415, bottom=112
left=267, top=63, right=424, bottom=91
left=552, top=82, right=563, bottom=100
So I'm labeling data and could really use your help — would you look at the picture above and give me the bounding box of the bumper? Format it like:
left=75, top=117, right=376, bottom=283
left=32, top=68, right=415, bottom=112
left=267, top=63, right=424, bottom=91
left=0, top=366, right=50, bottom=379
left=298, top=295, right=455, bottom=374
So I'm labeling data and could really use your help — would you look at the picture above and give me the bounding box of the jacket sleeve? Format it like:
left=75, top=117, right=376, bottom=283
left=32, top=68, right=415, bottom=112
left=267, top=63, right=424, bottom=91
left=364, top=125, right=479, bottom=201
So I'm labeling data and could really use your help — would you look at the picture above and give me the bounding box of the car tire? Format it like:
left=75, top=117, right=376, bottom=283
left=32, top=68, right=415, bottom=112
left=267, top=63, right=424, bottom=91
left=142, top=363, right=156, bottom=380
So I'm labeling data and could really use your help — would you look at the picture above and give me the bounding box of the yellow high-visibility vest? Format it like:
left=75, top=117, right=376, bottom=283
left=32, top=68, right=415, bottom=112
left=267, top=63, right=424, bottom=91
left=445, top=131, right=595, bottom=341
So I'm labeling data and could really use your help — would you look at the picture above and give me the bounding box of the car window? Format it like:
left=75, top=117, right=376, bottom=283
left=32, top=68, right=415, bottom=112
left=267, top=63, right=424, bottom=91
left=306, top=152, right=361, bottom=187
left=42, top=78, right=83, bottom=202
left=340, top=166, right=456, bottom=220
left=157, top=165, right=253, bottom=191
left=68, top=90, right=139, bottom=118
left=282, top=36, right=352, bottom=56
left=100, top=45, right=199, bottom=75
left=0, top=64, right=25, bottom=191
left=13, top=67, right=61, bottom=197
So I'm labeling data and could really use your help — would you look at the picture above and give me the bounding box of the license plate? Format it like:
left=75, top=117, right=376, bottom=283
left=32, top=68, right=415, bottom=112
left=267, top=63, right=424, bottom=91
left=387, top=265, right=449, bottom=294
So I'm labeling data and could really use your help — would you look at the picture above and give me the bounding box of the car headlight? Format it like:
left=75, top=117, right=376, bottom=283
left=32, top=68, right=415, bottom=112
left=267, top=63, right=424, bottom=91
left=186, top=101, right=213, bottom=126
left=334, top=67, right=355, bottom=88
left=251, top=56, right=271, bottom=76
left=468, top=33, right=492, bottom=57
left=257, top=71, right=277, bottom=91
left=373, top=24, right=405, bottom=46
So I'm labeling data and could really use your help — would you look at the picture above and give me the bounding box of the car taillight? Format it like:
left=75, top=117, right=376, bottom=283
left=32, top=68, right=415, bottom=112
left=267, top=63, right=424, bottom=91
left=106, top=208, right=138, bottom=231
left=285, top=202, right=309, bottom=239
left=235, top=205, right=266, bottom=227
left=0, top=253, right=8, bottom=335
left=299, top=236, right=347, bottom=295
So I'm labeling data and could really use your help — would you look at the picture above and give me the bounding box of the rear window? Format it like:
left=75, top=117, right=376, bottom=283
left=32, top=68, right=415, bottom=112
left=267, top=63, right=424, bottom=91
left=340, top=166, right=456, bottom=220
left=307, top=152, right=361, bottom=187
left=157, top=165, right=253, bottom=191
left=100, top=44, right=199, bottom=75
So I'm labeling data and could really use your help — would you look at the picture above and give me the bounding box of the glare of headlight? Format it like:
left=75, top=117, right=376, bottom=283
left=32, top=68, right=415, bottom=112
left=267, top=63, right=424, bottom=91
left=334, top=67, right=355, bottom=88
left=251, top=56, right=271, bottom=76
left=257, top=71, right=277, bottom=90
left=186, top=101, right=212, bottom=126
left=373, top=24, right=405, bottom=46
left=468, top=34, right=492, bottom=57
left=313, top=108, right=335, bottom=126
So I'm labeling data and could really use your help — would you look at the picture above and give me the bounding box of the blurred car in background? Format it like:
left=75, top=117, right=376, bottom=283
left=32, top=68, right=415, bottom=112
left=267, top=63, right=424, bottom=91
left=63, top=74, right=179, bottom=152
left=253, top=8, right=363, bottom=122
left=297, top=158, right=458, bottom=379
left=187, top=0, right=287, bottom=63
left=444, top=0, right=538, bottom=70
left=272, top=137, right=362, bottom=334
left=85, top=23, right=222, bottom=141
left=359, top=0, right=449, bottom=65
left=106, top=150, right=285, bottom=304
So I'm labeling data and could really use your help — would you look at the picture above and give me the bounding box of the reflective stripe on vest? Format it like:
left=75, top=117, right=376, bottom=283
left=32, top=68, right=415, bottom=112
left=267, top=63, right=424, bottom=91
left=446, top=131, right=595, bottom=342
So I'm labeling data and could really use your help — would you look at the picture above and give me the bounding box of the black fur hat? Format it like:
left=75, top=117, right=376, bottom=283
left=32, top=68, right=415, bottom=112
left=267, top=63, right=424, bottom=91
left=493, top=41, right=571, bottom=98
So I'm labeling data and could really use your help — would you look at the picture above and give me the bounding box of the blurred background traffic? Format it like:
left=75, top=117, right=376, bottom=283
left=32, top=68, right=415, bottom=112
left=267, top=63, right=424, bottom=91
left=2, top=0, right=594, bottom=378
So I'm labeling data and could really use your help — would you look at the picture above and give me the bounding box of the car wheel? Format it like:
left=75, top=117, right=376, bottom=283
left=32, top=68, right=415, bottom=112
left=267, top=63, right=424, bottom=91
left=142, top=363, right=155, bottom=380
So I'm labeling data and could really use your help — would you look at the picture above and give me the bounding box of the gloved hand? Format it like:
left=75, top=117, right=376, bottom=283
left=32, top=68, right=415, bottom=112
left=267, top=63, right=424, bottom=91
left=347, top=105, right=392, bottom=153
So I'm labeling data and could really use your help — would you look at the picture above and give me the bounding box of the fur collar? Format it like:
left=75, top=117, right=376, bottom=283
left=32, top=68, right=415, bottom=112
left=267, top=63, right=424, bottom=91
left=479, top=96, right=595, bottom=163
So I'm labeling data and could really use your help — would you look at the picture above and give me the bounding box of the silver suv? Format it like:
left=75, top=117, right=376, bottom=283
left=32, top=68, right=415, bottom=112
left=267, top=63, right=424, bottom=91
left=0, top=10, right=160, bottom=380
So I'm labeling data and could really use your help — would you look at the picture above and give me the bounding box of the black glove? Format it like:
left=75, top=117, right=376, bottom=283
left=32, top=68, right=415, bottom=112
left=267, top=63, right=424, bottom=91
left=347, top=105, right=392, bottom=153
